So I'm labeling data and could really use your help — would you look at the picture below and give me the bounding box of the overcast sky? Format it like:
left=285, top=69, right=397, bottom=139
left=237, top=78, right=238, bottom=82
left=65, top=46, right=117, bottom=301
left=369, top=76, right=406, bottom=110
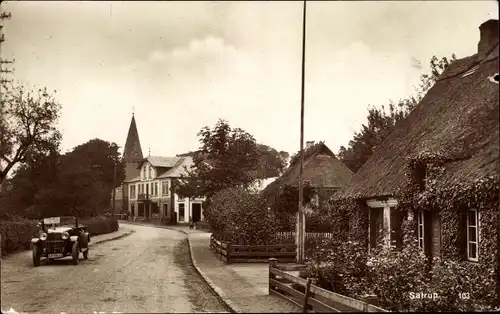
left=1, top=1, right=498, bottom=158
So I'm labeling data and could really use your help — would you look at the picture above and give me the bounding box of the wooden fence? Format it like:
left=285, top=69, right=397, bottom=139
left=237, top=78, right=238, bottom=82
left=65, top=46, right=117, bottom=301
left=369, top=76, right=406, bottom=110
left=210, top=235, right=296, bottom=264
left=268, top=258, right=388, bottom=312
left=273, top=232, right=335, bottom=244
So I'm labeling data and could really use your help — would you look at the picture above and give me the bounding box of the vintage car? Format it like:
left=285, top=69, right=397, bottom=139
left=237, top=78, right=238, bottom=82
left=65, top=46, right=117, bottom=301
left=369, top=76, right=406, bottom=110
left=31, top=216, right=90, bottom=266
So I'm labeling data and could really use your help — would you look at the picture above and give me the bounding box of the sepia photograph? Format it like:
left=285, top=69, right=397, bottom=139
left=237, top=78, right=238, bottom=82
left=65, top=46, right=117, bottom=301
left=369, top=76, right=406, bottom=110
left=0, top=1, right=499, bottom=313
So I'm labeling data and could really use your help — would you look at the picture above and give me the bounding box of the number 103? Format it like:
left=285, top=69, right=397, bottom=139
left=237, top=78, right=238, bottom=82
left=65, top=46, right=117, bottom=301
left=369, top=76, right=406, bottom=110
left=458, top=293, right=470, bottom=299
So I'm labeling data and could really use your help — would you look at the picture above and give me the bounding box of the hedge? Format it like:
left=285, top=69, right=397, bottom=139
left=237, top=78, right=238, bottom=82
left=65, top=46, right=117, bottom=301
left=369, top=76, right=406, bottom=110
left=205, top=187, right=277, bottom=245
left=0, top=216, right=119, bottom=256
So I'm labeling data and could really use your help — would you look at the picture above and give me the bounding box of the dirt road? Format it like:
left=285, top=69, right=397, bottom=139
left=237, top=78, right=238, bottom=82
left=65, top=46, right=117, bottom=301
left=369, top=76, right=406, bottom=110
left=1, top=224, right=229, bottom=313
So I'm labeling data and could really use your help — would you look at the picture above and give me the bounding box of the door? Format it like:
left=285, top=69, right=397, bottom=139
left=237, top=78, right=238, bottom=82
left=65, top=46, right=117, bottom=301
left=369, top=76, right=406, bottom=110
left=179, top=203, right=185, bottom=222
left=192, top=203, right=202, bottom=222
left=138, top=203, right=144, bottom=217
left=369, top=207, right=383, bottom=249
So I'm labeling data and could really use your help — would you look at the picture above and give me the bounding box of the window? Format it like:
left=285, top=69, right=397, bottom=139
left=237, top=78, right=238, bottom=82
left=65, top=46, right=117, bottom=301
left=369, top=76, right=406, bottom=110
left=143, top=167, right=146, bottom=180
left=148, top=166, right=152, bottom=179
left=179, top=203, right=185, bottom=222
left=154, top=182, right=158, bottom=196
left=415, top=163, right=427, bottom=191
left=418, top=211, right=425, bottom=250
left=130, top=185, right=136, bottom=199
left=162, top=181, right=169, bottom=196
left=467, top=208, right=479, bottom=262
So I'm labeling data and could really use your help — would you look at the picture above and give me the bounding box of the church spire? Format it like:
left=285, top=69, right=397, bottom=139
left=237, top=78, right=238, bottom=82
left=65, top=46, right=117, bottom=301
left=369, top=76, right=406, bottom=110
left=123, top=113, right=143, bottom=161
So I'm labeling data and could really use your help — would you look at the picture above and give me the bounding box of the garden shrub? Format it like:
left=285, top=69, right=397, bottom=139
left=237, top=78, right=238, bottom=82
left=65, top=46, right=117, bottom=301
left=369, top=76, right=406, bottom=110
left=368, top=241, right=429, bottom=310
left=206, top=187, right=277, bottom=245
left=0, top=220, right=38, bottom=255
left=81, top=217, right=119, bottom=236
left=416, top=258, right=498, bottom=312
left=301, top=237, right=370, bottom=297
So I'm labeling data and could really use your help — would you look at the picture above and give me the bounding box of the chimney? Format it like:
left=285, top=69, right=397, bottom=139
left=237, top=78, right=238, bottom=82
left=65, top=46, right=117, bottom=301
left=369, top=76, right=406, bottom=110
left=306, top=141, right=315, bottom=149
left=478, top=19, right=499, bottom=57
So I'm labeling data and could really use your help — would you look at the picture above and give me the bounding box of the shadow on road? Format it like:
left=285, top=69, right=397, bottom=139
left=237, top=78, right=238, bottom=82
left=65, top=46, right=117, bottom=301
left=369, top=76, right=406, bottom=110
left=173, top=239, right=232, bottom=313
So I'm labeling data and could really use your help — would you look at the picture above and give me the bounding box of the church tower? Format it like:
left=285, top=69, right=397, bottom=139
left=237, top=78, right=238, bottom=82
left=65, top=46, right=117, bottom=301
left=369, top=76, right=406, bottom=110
left=117, top=113, right=144, bottom=212
left=123, top=113, right=144, bottom=181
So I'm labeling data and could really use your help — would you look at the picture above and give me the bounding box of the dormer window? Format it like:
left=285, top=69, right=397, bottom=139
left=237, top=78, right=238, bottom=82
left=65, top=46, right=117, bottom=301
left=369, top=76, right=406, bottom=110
left=414, top=162, right=428, bottom=191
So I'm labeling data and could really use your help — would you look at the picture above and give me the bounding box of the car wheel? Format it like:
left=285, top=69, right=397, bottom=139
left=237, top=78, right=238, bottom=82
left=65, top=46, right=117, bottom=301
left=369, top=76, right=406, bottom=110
left=72, top=242, right=79, bottom=265
left=83, top=248, right=89, bottom=260
left=32, top=245, right=41, bottom=267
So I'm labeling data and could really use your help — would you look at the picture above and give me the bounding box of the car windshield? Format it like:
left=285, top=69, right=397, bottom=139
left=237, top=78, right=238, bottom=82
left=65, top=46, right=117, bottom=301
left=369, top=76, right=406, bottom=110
left=43, top=216, right=75, bottom=227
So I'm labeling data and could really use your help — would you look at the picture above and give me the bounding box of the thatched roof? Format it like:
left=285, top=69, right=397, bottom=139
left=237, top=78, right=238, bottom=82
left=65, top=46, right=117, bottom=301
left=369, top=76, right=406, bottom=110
left=261, top=142, right=354, bottom=199
left=337, top=34, right=499, bottom=199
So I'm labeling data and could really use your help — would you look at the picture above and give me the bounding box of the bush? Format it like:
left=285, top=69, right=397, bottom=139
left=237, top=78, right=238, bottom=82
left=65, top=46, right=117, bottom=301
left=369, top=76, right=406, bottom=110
left=368, top=240, right=429, bottom=311
left=415, top=258, right=498, bottom=312
left=302, top=238, right=370, bottom=297
left=196, top=221, right=211, bottom=232
left=0, top=220, right=39, bottom=255
left=0, top=216, right=119, bottom=256
left=80, top=217, right=119, bottom=236
left=206, top=187, right=277, bottom=245
left=302, top=217, right=498, bottom=312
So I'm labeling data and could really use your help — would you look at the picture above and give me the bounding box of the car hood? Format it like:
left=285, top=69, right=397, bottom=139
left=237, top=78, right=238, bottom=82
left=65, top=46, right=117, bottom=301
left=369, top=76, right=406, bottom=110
left=46, top=227, right=73, bottom=234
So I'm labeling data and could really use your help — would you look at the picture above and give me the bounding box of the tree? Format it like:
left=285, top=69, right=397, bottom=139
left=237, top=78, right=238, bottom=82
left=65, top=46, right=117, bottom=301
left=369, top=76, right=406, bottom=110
left=178, top=145, right=288, bottom=179
left=40, top=138, right=125, bottom=217
left=0, top=147, right=60, bottom=218
left=0, top=85, right=62, bottom=185
left=1, top=138, right=125, bottom=218
left=176, top=119, right=260, bottom=200
left=256, top=144, right=289, bottom=178
left=338, top=54, right=457, bottom=173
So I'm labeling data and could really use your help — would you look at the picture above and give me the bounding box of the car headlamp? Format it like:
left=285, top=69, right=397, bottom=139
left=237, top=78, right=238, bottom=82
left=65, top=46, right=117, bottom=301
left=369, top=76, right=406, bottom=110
left=39, top=233, right=47, bottom=241
left=62, top=232, right=69, bottom=240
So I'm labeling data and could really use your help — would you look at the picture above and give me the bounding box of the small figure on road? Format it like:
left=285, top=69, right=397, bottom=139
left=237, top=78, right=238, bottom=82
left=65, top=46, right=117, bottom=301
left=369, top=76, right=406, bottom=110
left=189, top=216, right=194, bottom=230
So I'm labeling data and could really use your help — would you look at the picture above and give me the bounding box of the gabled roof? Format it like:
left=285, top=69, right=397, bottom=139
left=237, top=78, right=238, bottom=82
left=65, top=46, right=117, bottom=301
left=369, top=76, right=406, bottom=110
left=123, top=115, right=143, bottom=161
left=123, top=157, right=194, bottom=182
left=337, top=36, right=499, bottom=199
left=261, top=142, right=354, bottom=199
left=158, top=157, right=194, bottom=178
left=137, top=156, right=182, bottom=169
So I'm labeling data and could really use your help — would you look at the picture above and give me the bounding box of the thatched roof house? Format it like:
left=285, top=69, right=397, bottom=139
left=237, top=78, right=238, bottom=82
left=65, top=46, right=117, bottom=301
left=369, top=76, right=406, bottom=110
left=334, top=19, right=499, bottom=290
left=261, top=141, right=353, bottom=206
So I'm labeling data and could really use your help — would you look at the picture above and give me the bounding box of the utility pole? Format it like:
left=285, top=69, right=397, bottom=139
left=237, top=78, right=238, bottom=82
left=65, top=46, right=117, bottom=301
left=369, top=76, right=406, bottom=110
left=112, top=161, right=117, bottom=216
left=0, top=10, right=14, bottom=87
left=296, top=0, right=307, bottom=264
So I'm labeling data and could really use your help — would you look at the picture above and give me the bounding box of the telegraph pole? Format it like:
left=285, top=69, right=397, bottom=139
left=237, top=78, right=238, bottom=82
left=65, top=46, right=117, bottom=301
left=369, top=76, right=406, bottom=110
left=296, top=0, right=307, bottom=264
left=112, top=162, right=117, bottom=216
left=0, top=10, right=14, bottom=87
